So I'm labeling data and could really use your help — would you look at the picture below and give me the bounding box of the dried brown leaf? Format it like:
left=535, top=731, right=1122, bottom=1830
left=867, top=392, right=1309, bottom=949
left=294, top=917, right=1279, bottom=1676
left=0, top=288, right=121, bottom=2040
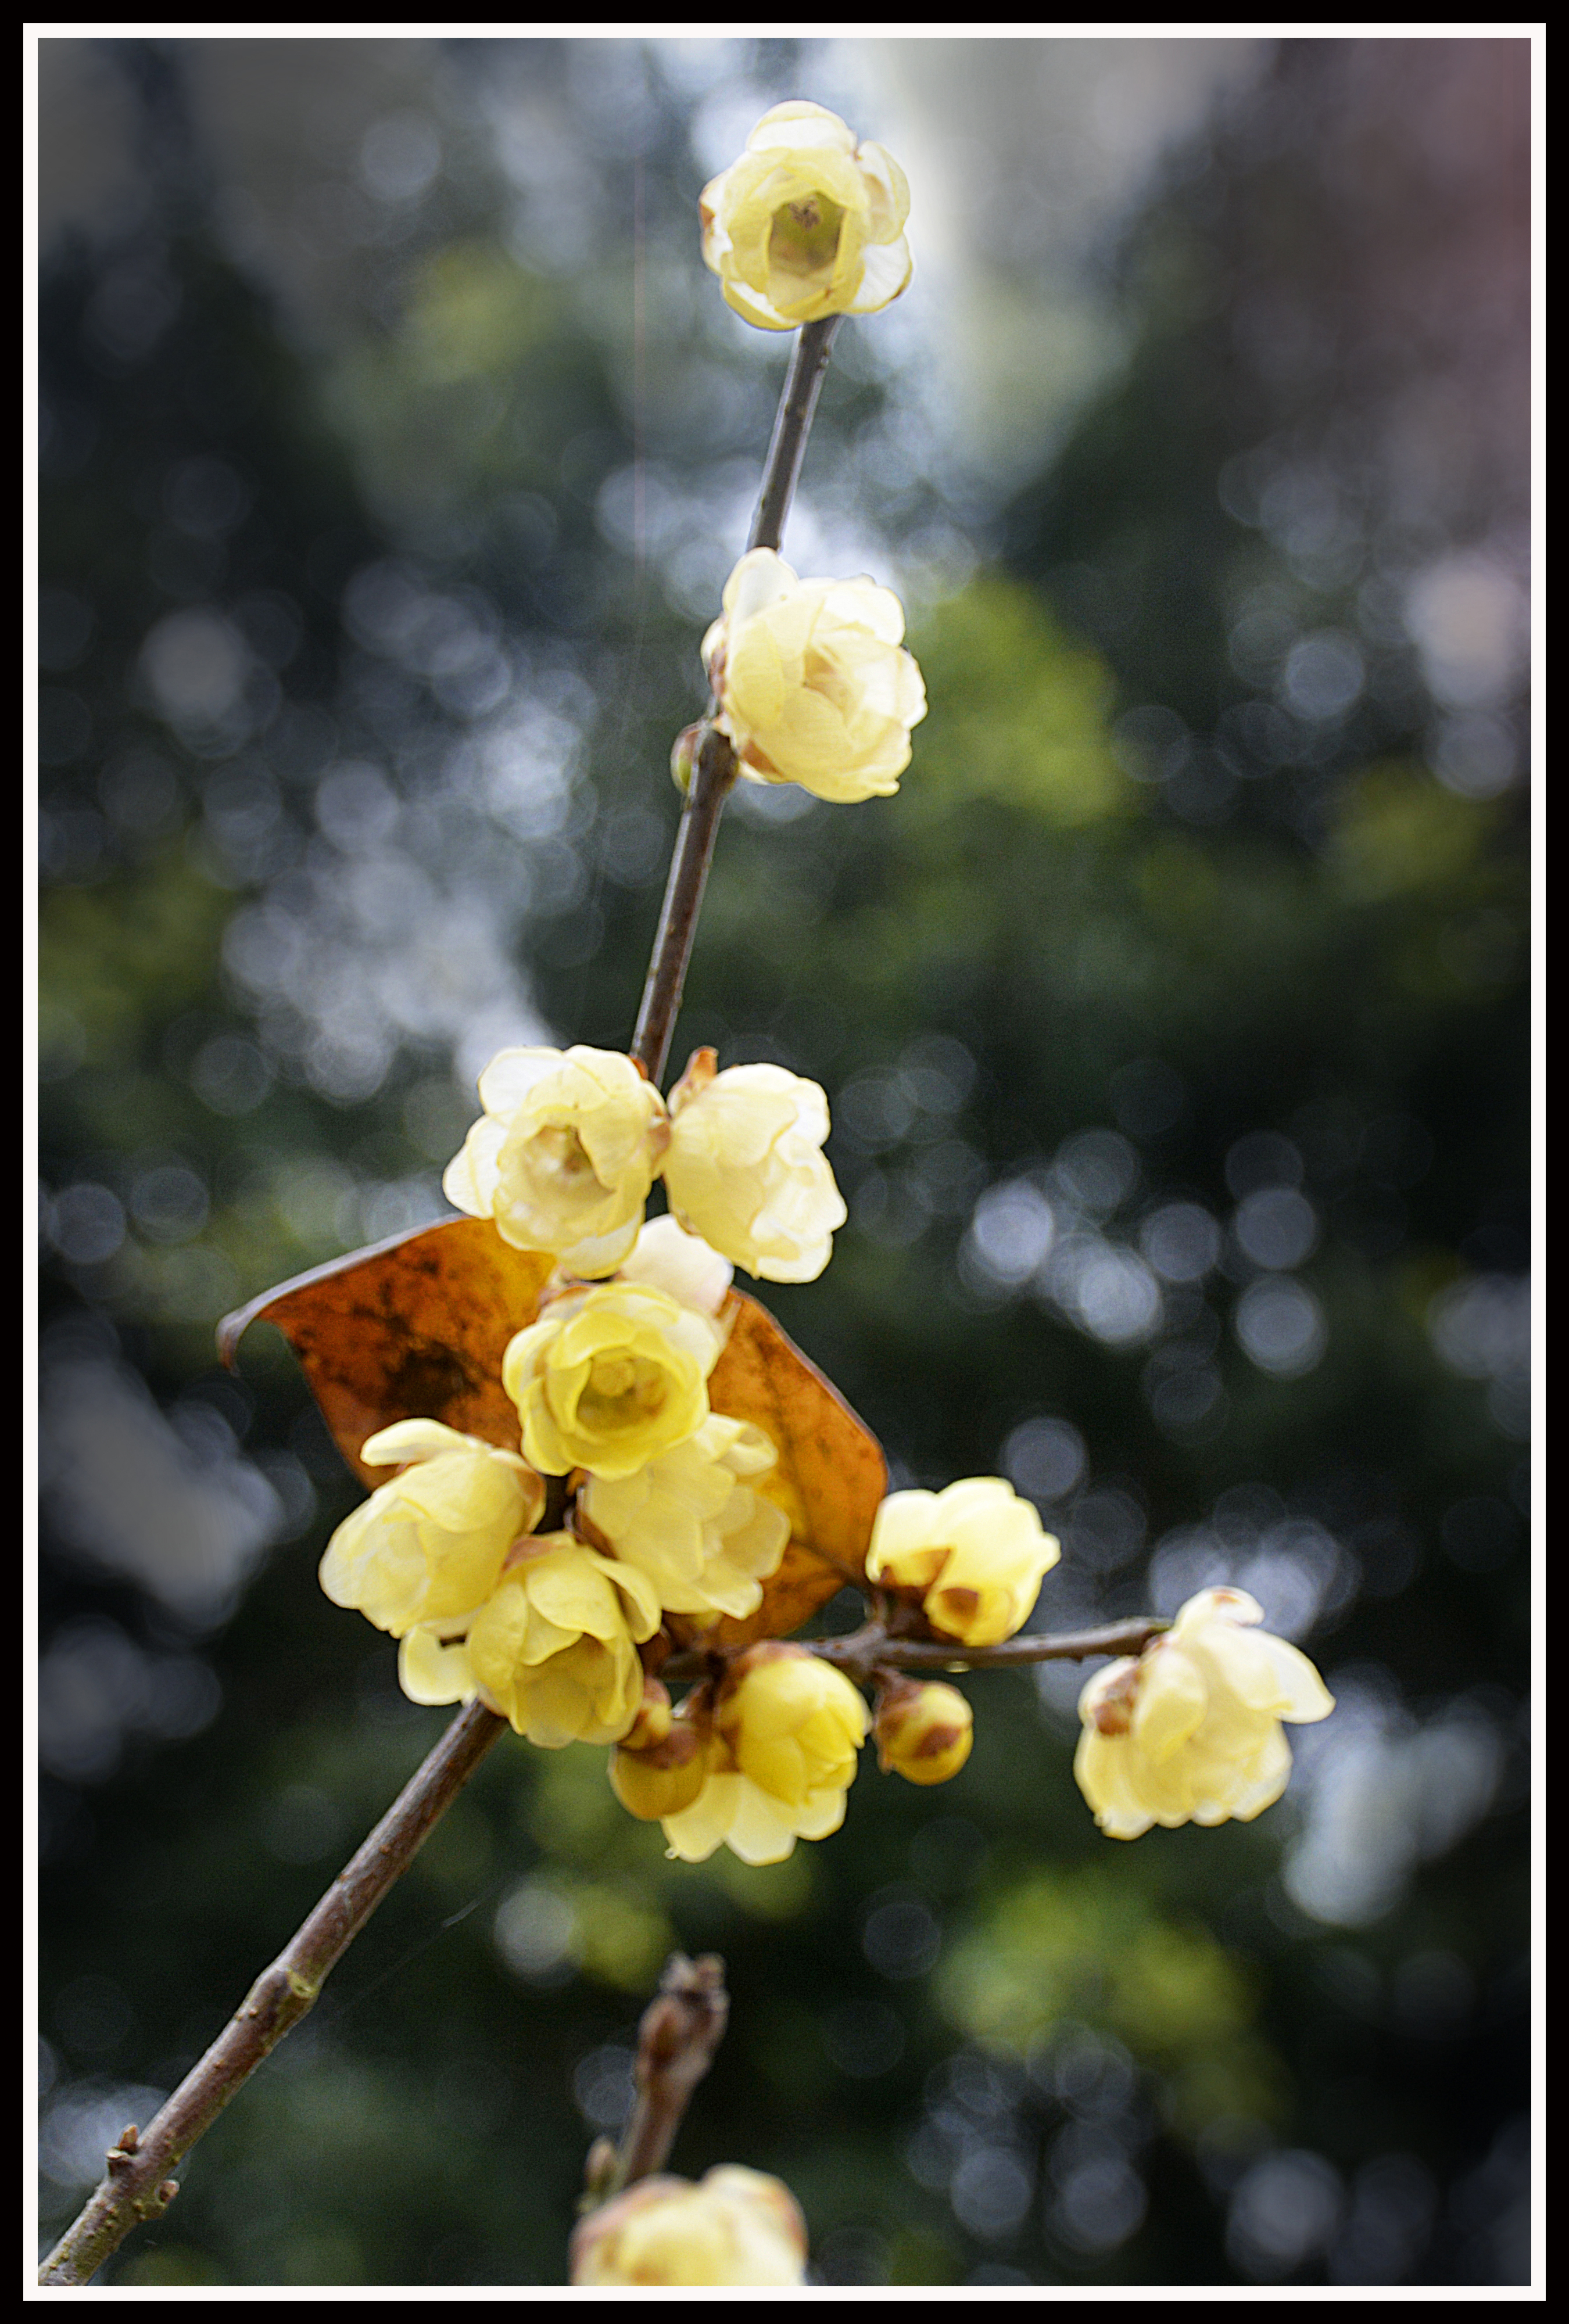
left=677, top=1290, right=887, bottom=1651
left=218, top=1220, right=554, bottom=1486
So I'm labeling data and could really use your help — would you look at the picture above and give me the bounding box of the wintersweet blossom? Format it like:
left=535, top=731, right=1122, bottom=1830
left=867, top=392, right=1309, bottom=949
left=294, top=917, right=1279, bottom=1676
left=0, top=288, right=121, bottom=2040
left=463, top=1534, right=662, bottom=1748
left=581, top=1414, right=790, bottom=1623
left=661, top=1048, right=846, bottom=1283
left=874, top=1676, right=974, bottom=1786
left=660, top=1644, right=868, bottom=1866
left=318, top=1421, right=542, bottom=1637
left=501, top=1281, right=721, bottom=1480
left=570, top=2165, right=808, bottom=2286
left=703, top=549, right=926, bottom=804
left=1074, top=1586, right=1335, bottom=1839
left=865, top=1477, right=1061, bottom=1647
left=442, top=1045, right=668, bottom=1277
left=699, top=100, right=911, bottom=332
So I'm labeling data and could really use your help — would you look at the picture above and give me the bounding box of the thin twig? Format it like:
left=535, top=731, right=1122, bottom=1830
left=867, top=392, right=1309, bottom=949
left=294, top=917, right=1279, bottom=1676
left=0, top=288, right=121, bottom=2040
left=612, top=1952, right=730, bottom=2197
left=41, top=318, right=844, bottom=2291
left=748, top=317, right=841, bottom=554
left=660, top=1616, right=1169, bottom=1691
left=631, top=723, right=737, bottom=1084
left=38, top=1702, right=505, bottom=2287
left=630, top=318, right=840, bottom=1084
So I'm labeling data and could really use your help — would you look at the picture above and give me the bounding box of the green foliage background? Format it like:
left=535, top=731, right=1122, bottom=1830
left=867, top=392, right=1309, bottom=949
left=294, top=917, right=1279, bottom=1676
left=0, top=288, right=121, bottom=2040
left=37, top=36, right=1531, bottom=2287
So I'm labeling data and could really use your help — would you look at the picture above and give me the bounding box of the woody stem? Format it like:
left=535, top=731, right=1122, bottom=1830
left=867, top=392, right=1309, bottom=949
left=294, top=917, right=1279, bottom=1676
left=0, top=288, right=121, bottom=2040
left=37, top=1701, right=506, bottom=2287
left=630, top=317, right=841, bottom=1085
left=659, top=1617, right=1169, bottom=1691
left=43, top=317, right=847, bottom=2293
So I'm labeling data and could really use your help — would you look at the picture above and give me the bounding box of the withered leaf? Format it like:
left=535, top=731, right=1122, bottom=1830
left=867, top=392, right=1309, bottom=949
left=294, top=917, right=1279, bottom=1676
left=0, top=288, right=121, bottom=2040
left=675, top=1290, right=887, bottom=1651
left=218, top=1219, right=554, bottom=1487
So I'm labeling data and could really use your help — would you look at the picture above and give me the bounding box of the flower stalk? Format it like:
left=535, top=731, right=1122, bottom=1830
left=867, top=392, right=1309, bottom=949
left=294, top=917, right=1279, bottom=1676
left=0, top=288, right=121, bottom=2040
left=661, top=1615, right=1172, bottom=1691
left=630, top=316, right=840, bottom=1086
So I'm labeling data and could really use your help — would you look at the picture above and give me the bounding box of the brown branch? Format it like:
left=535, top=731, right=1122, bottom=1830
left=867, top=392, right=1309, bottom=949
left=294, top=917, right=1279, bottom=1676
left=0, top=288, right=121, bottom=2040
left=630, top=317, right=842, bottom=1085
left=631, top=723, right=737, bottom=1084
left=37, top=1701, right=506, bottom=2287
left=747, top=316, right=841, bottom=555
left=608, top=1951, right=730, bottom=2197
left=42, top=318, right=846, bottom=2290
left=660, top=1616, right=1169, bottom=1692
left=813, top=1616, right=1170, bottom=1681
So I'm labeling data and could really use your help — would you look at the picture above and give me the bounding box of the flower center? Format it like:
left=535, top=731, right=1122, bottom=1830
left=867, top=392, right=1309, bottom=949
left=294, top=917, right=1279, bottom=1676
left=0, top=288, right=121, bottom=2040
left=581, top=1354, right=668, bottom=1433
left=535, top=1124, right=597, bottom=1186
left=768, top=192, right=845, bottom=283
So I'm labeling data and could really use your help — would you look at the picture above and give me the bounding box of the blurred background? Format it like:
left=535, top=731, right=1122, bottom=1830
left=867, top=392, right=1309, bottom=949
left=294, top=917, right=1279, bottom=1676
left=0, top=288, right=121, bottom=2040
left=35, top=34, right=1532, bottom=2288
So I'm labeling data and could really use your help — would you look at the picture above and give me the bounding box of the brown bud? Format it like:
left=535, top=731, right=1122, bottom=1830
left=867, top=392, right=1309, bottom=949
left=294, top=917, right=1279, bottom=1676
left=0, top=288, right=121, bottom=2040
left=610, top=1720, right=708, bottom=1820
left=874, top=1675, right=973, bottom=1787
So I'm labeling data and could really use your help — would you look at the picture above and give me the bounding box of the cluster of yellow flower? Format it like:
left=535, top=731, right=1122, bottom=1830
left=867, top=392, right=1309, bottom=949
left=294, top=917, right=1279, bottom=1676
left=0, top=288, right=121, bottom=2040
left=442, top=1042, right=845, bottom=1283
left=321, top=1156, right=1068, bottom=1866
left=316, top=94, right=1336, bottom=1891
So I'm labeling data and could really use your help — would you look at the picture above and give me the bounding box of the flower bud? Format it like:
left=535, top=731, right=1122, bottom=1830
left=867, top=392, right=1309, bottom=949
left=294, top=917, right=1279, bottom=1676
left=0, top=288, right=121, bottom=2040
left=502, top=1281, right=721, bottom=1479
left=701, top=549, right=926, bottom=806
left=610, top=1719, right=710, bottom=1821
left=874, top=1676, right=973, bottom=1786
left=659, top=1646, right=868, bottom=1866
left=866, top=1477, right=1060, bottom=1647
left=442, top=1045, right=668, bottom=1277
left=1074, top=1587, right=1335, bottom=1839
left=670, top=722, right=703, bottom=793
left=319, top=1420, right=543, bottom=1637
left=699, top=100, right=911, bottom=332
left=662, top=1048, right=847, bottom=1283
left=570, top=2164, right=808, bottom=2286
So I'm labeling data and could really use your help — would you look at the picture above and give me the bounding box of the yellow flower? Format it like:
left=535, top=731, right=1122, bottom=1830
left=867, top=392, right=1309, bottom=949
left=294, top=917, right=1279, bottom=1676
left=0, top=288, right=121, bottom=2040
left=699, top=99, right=911, bottom=332
left=874, top=1676, right=974, bottom=1787
left=442, top=1045, right=668, bottom=1277
left=1074, top=1586, right=1335, bottom=1840
left=865, top=1477, right=1060, bottom=1647
left=703, top=549, right=927, bottom=804
left=464, top=1534, right=662, bottom=1748
left=582, top=1414, right=789, bottom=1623
left=570, top=2165, right=808, bottom=2286
left=318, top=1420, right=543, bottom=1637
left=660, top=1645, right=868, bottom=1866
left=661, top=1048, right=846, bottom=1284
left=502, top=1281, right=721, bottom=1480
